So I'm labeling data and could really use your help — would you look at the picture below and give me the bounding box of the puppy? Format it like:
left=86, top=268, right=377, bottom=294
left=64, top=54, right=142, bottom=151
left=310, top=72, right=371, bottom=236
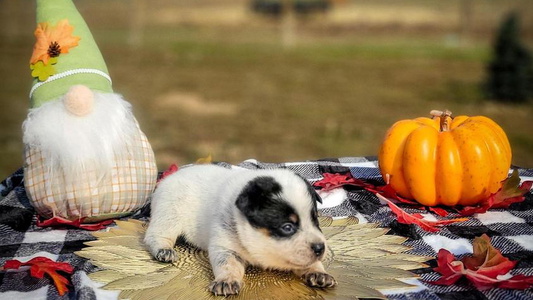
left=144, top=164, right=336, bottom=296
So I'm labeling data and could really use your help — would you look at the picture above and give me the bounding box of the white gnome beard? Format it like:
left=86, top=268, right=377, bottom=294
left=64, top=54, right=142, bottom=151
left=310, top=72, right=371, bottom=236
left=23, top=92, right=139, bottom=184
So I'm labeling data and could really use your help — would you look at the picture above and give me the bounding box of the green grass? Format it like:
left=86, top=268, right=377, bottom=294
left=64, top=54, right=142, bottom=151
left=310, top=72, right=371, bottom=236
left=1, top=0, right=532, bottom=180
left=112, top=29, right=531, bottom=170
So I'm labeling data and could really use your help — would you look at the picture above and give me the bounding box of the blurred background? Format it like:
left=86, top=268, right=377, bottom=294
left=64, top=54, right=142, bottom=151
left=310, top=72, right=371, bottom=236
left=1, top=0, right=532, bottom=179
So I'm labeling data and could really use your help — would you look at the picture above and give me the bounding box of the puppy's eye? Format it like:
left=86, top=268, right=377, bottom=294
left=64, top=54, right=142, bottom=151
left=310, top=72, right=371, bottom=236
left=280, top=223, right=296, bottom=235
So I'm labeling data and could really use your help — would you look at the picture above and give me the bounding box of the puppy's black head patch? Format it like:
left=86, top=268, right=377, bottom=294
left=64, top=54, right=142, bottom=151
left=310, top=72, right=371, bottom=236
left=236, top=176, right=300, bottom=238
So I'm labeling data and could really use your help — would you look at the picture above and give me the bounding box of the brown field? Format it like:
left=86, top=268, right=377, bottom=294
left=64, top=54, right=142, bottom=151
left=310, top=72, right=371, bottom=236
left=1, top=0, right=532, bottom=179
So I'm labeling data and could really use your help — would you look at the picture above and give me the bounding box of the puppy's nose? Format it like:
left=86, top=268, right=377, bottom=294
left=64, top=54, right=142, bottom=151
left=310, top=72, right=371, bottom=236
left=311, top=243, right=325, bottom=257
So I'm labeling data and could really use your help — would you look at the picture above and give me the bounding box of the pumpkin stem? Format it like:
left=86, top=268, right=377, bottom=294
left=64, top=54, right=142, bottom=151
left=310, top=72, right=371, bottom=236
left=430, top=109, right=452, bottom=132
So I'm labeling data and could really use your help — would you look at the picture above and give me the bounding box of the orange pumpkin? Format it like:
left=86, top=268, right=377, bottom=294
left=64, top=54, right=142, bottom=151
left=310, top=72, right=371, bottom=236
left=378, top=110, right=512, bottom=206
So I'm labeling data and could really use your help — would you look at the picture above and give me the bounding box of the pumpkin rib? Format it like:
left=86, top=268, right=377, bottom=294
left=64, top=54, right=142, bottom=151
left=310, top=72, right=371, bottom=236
left=460, top=117, right=511, bottom=191
left=414, top=117, right=438, bottom=129
left=451, top=123, right=493, bottom=205
left=475, top=123, right=511, bottom=194
left=450, top=115, right=469, bottom=130
left=435, top=131, right=463, bottom=206
left=378, top=120, right=422, bottom=199
left=475, top=116, right=512, bottom=163
left=402, top=125, right=438, bottom=206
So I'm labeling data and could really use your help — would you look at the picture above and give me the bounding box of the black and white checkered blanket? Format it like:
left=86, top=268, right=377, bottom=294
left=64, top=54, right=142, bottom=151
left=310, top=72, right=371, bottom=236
left=1, top=157, right=532, bottom=300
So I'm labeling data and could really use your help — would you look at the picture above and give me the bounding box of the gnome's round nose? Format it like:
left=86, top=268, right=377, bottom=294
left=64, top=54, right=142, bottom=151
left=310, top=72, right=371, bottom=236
left=64, top=85, right=94, bottom=116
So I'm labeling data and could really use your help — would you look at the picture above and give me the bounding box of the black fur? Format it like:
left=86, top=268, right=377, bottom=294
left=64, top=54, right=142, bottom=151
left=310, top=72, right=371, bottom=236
left=235, top=176, right=300, bottom=239
left=295, top=173, right=323, bottom=230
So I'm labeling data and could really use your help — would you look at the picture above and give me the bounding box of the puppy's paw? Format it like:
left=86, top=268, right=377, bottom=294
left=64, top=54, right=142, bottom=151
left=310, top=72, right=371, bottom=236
left=303, top=272, right=337, bottom=288
left=209, top=280, right=241, bottom=296
left=154, top=248, right=178, bottom=263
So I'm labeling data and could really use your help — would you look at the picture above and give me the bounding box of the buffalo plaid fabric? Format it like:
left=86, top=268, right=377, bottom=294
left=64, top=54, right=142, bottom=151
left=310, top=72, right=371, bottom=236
left=1, top=157, right=532, bottom=300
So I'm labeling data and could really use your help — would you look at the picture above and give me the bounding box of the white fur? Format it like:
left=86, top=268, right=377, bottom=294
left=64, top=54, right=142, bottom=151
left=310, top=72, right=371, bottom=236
left=22, top=90, right=139, bottom=181
left=144, top=164, right=335, bottom=295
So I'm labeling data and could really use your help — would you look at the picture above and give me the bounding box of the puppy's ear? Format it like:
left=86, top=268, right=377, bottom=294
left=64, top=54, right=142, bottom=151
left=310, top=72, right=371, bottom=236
left=309, top=186, right=322, bottom=204
left=296, top=174, right=322, bottom=204
left=235, top=176, right=281, bottom=213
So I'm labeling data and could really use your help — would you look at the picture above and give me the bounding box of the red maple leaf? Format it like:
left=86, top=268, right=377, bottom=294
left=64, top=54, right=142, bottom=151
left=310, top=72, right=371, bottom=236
left=490, top=171, right=532, bottom=209
left=36, top=215, right=114, bottom=231
left=496, top=274, right=533, bottom=289
left=158, top=163, right=179, bottom=184
left=427, top=234, right=533, bottom=290
left=462, top=234, right=517, bottom=278
left=313, top=173, right=358, bottom=191
left=458, top=170, right=532, bottom=216
left=313, top=172, right=420, bottom=205
left=3, top=257, right=74, bottom=296
left=431, top=248, right=465, bottom=285
left=428, top=207, right=450, bottom=217
left=363, top=174, right=420, bottom=205
left=376, top=194, right=468, bottom=232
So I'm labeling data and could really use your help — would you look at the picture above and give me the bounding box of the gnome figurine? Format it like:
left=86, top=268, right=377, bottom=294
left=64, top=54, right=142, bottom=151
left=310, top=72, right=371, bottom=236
left=22, top=0, right=157, bottom=222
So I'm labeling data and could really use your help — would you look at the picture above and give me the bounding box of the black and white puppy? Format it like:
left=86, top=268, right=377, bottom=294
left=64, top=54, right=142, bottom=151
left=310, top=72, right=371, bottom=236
left=144, top=164, right=336, bottom=296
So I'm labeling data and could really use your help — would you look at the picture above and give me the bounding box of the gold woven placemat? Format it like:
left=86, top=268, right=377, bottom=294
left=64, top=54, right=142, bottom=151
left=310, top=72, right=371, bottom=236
left=76, top=217, right=430, bottom=299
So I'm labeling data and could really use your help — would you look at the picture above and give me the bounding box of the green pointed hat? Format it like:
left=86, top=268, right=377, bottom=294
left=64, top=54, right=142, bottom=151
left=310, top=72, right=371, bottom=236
left=29, top=0, right=113, bottom=107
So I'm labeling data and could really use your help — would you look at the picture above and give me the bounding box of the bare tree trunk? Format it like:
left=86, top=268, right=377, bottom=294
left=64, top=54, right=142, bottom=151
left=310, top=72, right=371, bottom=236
left=459, top=0, right=473, bottom=46
left=281, top=0, right=296, bottom=49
